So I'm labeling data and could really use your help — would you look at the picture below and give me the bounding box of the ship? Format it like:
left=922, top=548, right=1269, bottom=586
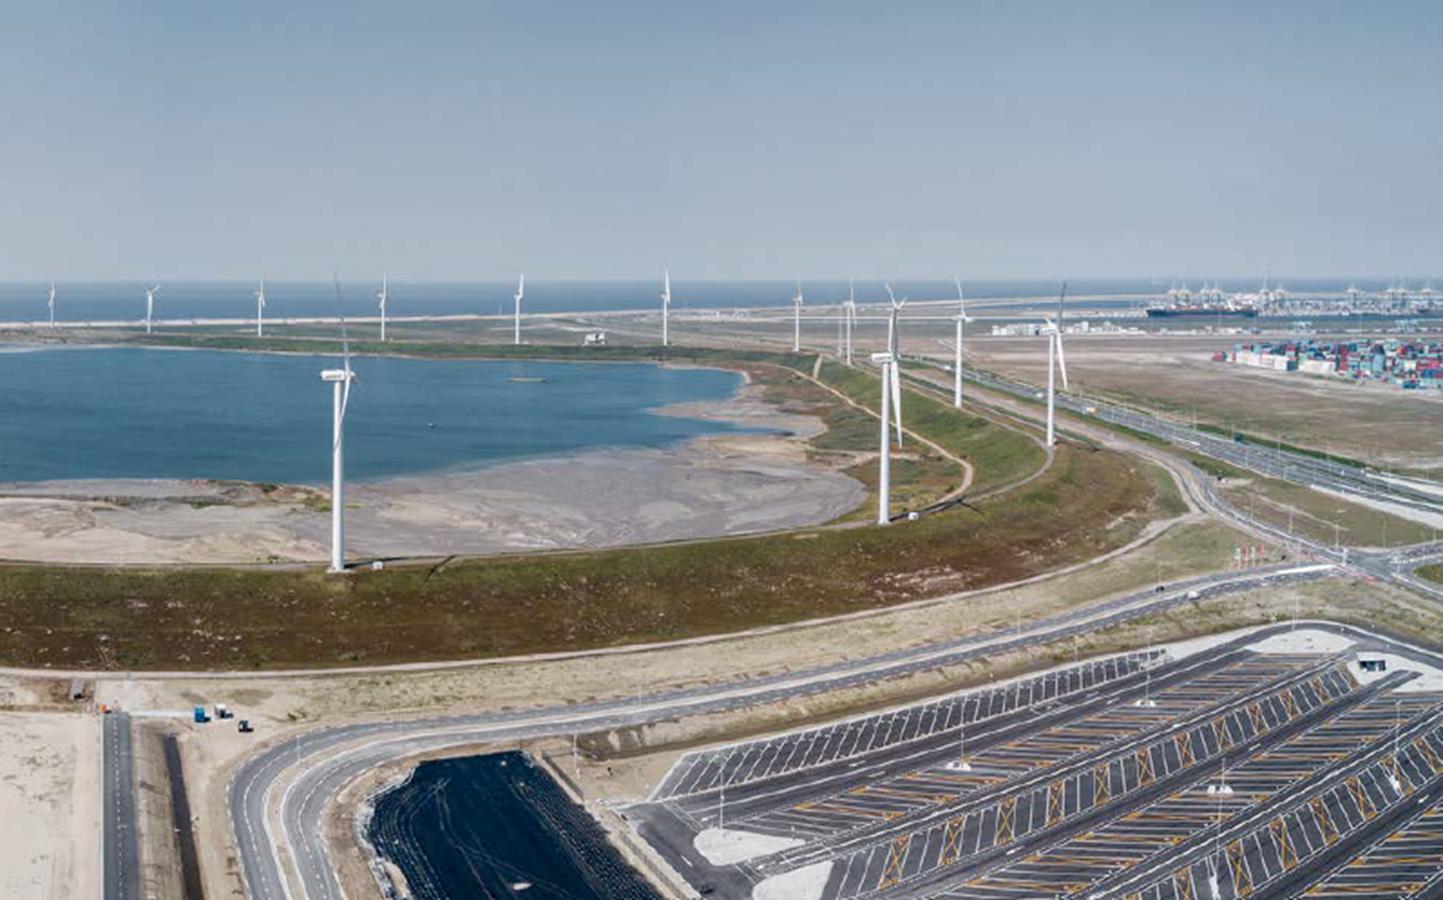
left=1146, top=305, right=1259, bottom=318
left=1145, top=283, right=1259, bottom=318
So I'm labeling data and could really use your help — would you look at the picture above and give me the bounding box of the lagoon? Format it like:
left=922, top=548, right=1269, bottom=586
left=0, top=346, right=748, bottom=485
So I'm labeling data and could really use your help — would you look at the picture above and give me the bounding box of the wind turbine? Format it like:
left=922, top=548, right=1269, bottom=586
left=1043, top=283, right=1070, bottom=446
left=513, top=271, right=525, bottom=345
left=660, top=269, right=672, bottom=347
left=884, top=283, right=906, bottom=356
left=376, top=273, right=388, bottom=342
left=254, top=278, right=267, bottom=337
left=844, top=278, right=857, bottom=365
left=952, top=277, right=973, bottom=408
left=144, top=283, right=162, bottom=334
left=321, top=279, right=357, bottom=573
left=872, top=347, right=904, bottom=526
left=47, top=281, right=56, bottom=327
left=791, top=279, right=804, bottom=352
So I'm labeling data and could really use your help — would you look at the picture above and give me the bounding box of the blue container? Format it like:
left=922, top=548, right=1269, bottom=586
left=193, top=706, right=207, bottom=723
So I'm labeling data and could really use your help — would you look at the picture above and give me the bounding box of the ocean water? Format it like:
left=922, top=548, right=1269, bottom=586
left=1, top=277, right=1431, bottom=325
left=0, top=346, right=749, bottom=485
left=368, top=752, right=658, bottom=900
left=1, top=278, right=1431, bottom=325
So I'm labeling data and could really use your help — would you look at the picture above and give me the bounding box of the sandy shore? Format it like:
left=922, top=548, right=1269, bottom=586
left=0, top=707, right=100, bottom=900
left=0, top=379, right=864, bottom=565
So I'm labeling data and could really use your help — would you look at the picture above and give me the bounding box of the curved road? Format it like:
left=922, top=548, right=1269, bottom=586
left=228, top=558, right=1380, bottom=900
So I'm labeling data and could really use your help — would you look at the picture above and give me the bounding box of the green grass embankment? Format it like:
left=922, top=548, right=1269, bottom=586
left=127, top=333, right=817, bottom=372
left=0, top=441, right=1162, bottom=671
left=815, top=362, right=1046, bottom=495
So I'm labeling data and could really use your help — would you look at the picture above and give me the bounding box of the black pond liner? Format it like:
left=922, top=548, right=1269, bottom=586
left=367, top=751, right=661, bottom=900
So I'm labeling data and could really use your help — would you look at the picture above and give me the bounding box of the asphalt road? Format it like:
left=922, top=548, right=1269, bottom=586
left=913, top=359, right=1443, bottom=515
left=907, top=358, right=1441, bottom=600
left=226, top=565, right=1406, bottom=900
left=102, top=711, right=140, bottom=900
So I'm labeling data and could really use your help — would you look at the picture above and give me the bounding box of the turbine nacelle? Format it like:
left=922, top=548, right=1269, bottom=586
left=954, top=277, right=973, bottom=322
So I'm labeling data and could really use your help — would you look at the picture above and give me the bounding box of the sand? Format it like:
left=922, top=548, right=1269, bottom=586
left=0, top=382, right=864, bottom=565
left=694, top=828, right=803, bottom=865
left=0, top=712, right=101, bottom=900
left=753, top=861, right=833, bottom=900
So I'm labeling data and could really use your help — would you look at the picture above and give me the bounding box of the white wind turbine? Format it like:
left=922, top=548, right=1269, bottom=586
left=884, top=283, right=906, bottom=356
left=513, top=271, right=525, bottom=345
left=1043, top=283, right=1070, bottom=446
left=47, top=281, right=56, bottom=327
left=321, top=279, right=358, bottom=573
left=660, top=268, right=672, bottom=347
left=844, top=278, right=857, bottom=365
left=254, top=278, right=267, bottom=337
left=791, top=278, right=804, bottom=352
left=144, top=283, right=162, bottom=334
left=952, top=277, right=973, bottom=408
left=376, top=272, right=389, bottom=342
left=872, top=344, right=904, bottom=526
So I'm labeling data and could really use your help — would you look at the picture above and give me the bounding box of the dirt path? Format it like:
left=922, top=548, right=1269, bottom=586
left=797, top=360, right=977, bottom=504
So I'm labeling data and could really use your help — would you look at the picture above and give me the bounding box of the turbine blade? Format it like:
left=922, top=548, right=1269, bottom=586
left=1056, top=333, right=1069, bottom=391
left=955, top=276, right=970, bottom=319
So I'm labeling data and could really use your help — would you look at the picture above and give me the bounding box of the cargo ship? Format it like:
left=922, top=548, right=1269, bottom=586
left=1146, top=282, right=1262, bottom=318
left=1145, top=305, right=1259, bottom=318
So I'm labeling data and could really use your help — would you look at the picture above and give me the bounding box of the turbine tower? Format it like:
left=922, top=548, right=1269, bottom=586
left=144, top=283, right=161, bottom=334
left=321, top=281, right=357, bottom=573
left=47, top=281, right=56, bottom=327
left=376, top=273, right=388, bottom=342
left=1043, top=283, right=1070, bottom=446
left=952, top=277, right=973, bottom=408
left=872, top=350, right=904, bottom=526
left=254, top=278, right=267, bottom=337
left=843, top=278, right=857, bottom=365
left=513, top=271, right=525, bottom=345
left=660, top=268, right=672, bottom=347
left=791, top=279, right=804, bottom=352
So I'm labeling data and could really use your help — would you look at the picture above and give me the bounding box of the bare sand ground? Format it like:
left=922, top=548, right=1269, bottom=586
left=962, top=334, right=1443, bottom=469
left=0, top=711, right=100, bottom=900
left=0, top=382, right=864, bottom=565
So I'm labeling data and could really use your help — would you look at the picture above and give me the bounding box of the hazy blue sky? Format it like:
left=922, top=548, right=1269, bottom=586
left=1, top=1, right=1438, bottom=280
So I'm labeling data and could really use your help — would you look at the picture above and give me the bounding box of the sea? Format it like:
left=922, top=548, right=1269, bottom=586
left=0, top=346, right=750, bottom=485
left=0, top=277, right=1412, bottom=323
left=366, top=752, right=659, bottom=900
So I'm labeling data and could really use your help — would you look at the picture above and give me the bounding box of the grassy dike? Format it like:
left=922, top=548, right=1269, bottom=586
left=816, top=361, right=1046, bottom=494
left=124, top=332, right=817, bottom=370
left=0, top=342, right=1169, bottom=671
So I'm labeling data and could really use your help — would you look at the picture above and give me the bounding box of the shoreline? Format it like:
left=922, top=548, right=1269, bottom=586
left=0, top=366, right=865, bottom=566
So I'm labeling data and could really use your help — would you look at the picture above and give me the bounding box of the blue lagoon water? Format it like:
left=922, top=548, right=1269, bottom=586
left=0, top=346, right=748, bottom=484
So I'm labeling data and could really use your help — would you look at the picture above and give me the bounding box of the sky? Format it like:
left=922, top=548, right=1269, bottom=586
left=1, top=1, right=1439, bottom=281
